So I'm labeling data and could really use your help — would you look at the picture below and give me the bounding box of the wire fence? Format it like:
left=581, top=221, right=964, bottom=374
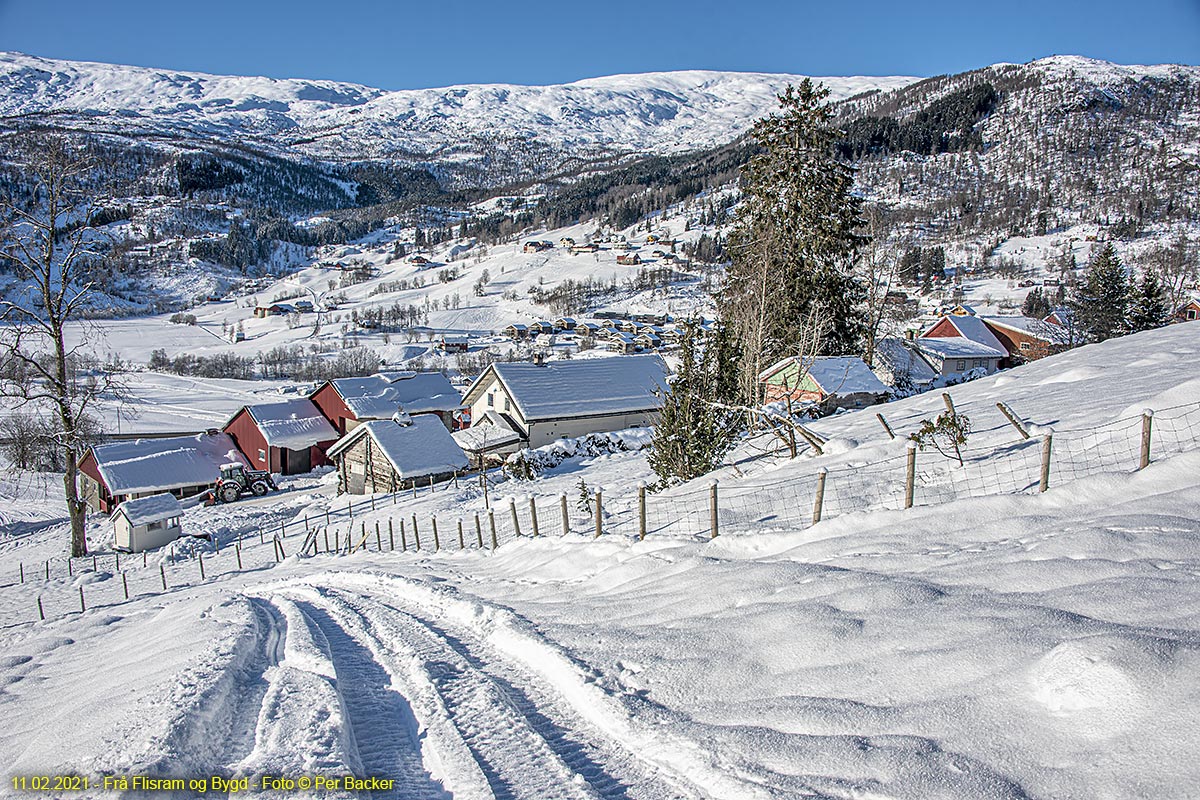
left=6, top=400, right=1200, bottom=627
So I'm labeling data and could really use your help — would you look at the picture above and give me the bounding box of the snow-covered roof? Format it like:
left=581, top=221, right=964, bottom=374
left=982, top=315, right=1072, bottom=345
left=327, top=371, right=461, bottom=418
left=244, top=398, right=338, bottom=450
left=914, top=337, right=1006, bottom=359
left=89, top=432, right=248, bottom=495
left=805, top=357, right=890, bottom=395
left=452, top=411, right=524, bottom=452
left=326, top=415, right=469, bottom=479
left=928, top=315, right=1008, bottom=353
left=873, top=338, right=939, bottom=386
left=112, top=493, right=182, bottom=527
left=467, top=355, right=668, bottom=423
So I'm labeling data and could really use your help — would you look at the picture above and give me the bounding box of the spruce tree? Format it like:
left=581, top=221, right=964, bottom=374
left=1068, top=242, right=1130, bottom=343
left=648, top=326, right=736, bottom=486
left=1127, top=269, right=1170, bottom=332
left=721, top=80, right=868, bottom=403
left=1021, top=287, right=1051, bottom=319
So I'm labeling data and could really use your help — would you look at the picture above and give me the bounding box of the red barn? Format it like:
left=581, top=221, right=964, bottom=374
left=310, top=371, right=462, bottom=437
left=223, top=398, right=338, bottom=475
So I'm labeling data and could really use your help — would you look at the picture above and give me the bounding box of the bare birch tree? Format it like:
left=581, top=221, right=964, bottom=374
left=0, top=134, right=117, bottom=557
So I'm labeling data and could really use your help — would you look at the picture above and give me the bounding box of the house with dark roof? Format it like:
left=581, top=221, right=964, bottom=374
left=310, top=371, right=462, bottom=436
left=461, top=355, right=668, bottom=448
left=223, top=398, right=339, bottom=475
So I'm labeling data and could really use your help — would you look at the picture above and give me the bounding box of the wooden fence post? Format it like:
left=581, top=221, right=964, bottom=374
left=92, top=554, right=97, bottom=572
left=529, top=497, right=540, bottom=537
left=198, top=552, right=206, bottom=580
left=709, top=481, right=719, bottom=539
left=323, top=529, right=330, bottom=552
left=458, top=519, right=465, bottom=549
left=412, top=515, right=421, bottom=550
left=876, top=413, right=896, bottom=440
left=114, top=552, right=119, bottom=572
left=429, top=475, right=434, bottom=494
left=560, top=494, right=569, bottom=537
left=509, top=498, right=522, bottom=537
left=637, top=484, right=647, bottom=541
left=37, top=597, right=45, bottom=621
left=996, top=402, right=1030, bottom=439
left=942, top=392, right=956, bottom=415
left=488, top=509, right=498, bottom=549
left=1140, top=409, right=1154, bottom=470
left=432, top=517, right=440, bottom=551
left=400, top=518, right=408, bottom=551
left=475, top=513, right=484, bottom=548
left=904, top=441, right=917, bottom=509
left=593, top=488, right=603, bottom=538
left=160, top=563, right=167, bottom=590
left=45, top=561, right=49, bottom=581
left=375, top=521, right=382, bottom=551
left=79, top=585, right=86, bottom=613
left=1039, top=433, right=1053, bottom=493
left=19, top=563, right=24, bottom=584
left=236, top=542, right=243, bottom=570
left=122, top=571, right=129, bottom=600
left=812, top=468, right=827, bottom=524
left=389, top=519, right=395, bottom=551
left=68, top=558, right=73, bottom=577
left=325, top=509, right=330, bottom=527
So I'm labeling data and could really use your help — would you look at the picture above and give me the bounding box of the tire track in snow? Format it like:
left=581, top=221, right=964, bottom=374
left=219, top=598, right=287, bottom=774
left=300, top=586, right=694, bottom=800
left=289, top=599, right=451, bottom=800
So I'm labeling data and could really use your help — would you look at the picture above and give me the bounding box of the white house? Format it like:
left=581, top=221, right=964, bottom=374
left=460, top=355, right=669, bottom=448
left=451, top=410, right=524, bottom=465
left=111, top=493, right=184, bottom=553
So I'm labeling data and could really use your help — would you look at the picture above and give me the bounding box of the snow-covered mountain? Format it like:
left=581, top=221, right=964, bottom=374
left=0, top=52, right=916, bottom=166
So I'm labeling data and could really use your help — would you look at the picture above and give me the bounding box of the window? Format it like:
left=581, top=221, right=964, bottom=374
left=956, top=360, right=966, bottom=371
left=504, top=398, right=511, bottom=412
left=1019, top=341, right=1032, bottom=351
left=146, top=520, right=164, bottom=531
left=487, top=393, right=494, bottom=407
left=1189, top=309, right=1197, bottom=320
left=258, top=449, right=267, bottom=463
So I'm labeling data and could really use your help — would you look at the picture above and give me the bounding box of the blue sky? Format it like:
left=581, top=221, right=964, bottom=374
left=0, top=0, right=1196, bottom=89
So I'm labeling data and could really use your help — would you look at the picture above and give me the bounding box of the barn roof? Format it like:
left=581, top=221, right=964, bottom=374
left=759, top=356, right=889, bottom=395
left=326, top=371, right=461, bottom=418
left=243, top=398, right=338, bottom=450
left=452, top=411, right=524, bottom=453
left=326, top=415, right=468, bottom=479
left=112, top=492, right=182, bottom=527
left=89, top=432, right=247, bottom=495
left=925, top=315, right=1007, bottom=353
left=914, top=337, right=1006, bottom=359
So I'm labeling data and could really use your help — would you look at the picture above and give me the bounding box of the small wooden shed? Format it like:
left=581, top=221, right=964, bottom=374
left=112, top=493, right=184, bottom=553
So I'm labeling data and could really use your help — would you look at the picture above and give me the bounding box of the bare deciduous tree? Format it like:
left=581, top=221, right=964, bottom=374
left=0, top=134, right=118, bottom=557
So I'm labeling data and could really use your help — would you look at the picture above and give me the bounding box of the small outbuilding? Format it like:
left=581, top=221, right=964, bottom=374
left=759, top=355, right=890, bottom=413
left=111, top=493, right=183, bottom=553
left=326, top=414, right=469, bottom=494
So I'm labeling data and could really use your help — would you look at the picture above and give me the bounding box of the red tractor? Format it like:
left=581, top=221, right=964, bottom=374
left=206, top=463, right=277, bottom=504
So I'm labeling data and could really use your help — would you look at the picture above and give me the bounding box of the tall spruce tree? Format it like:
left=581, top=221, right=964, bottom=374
left=1127, top=269, right=1171, bottom=332
left=647, top=324, right=736, bottom=486
left=720, top=80, right=868, bottom=403
left=1068, top=242, right=1130, bottom=343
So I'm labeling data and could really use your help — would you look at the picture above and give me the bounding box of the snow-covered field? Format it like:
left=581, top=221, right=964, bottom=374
left=2, top=323, right=1199, bottom=798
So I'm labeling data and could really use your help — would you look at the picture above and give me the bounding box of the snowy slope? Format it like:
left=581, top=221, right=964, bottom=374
left=0, top=52, right=916, bottom=163
left=2, top=323, right=1199, bottom=798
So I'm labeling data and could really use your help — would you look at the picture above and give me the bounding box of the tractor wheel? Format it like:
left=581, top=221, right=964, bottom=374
left=218, top=483, right=241, bottom=503
left=250, top=480, right=270, bottom=497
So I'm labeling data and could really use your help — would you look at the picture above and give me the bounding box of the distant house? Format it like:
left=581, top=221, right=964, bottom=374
left=1174, top=297, right=1200, bottom=323
left=79, top=431, right=248, bottom=513
left=326, top=415, right=469, bottom=494
left=559, top=237, right=576, bottom=248
left=503, top=323, right=529, bottom=339
left=554, top=317, right=578, bottom=330
left=576, top=321, right=601, bottom=336
left=253, top=303, right=293, bottom=318
left=523, top=240, right=554, bottom=253
left=223, top=398, right=339, bottom=475
left=461, top=355, right=668, bottom=448
left=923, top=313, right=1011, bottom=366
left=310, top=371, right=462, bottom=436
left=111, top=493, right=183, bottom=553
left=438, top=334, right=470, bottom=353
left=911, top=337, right=1005, bottom=381
left=607, top=332, right=638, bottom=353
left=759, top=356, right=889, bottom=412
left=616, top=253, right=641, bottom=266
left=634, top=332, right=662, bottom=351
left=571, top=243, right=600, bottom=255
left=452, top=410, right=525, bottom=466
left=529, top=320, right=556, bottom=335
left=980, top=316, right=1070, bottom=363
left=409, top=254, right=430, bottom=266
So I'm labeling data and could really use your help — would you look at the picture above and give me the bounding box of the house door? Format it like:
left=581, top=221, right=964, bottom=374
left=285, top=448, right=311, bottom=474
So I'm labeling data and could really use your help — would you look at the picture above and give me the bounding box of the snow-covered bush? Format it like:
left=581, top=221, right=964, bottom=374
left=503, top=428, right=654, bottom=480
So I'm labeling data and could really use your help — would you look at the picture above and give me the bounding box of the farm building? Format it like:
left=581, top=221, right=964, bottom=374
left=79, top=431, right=247, bottom=513
left=437, top=334, right=470, bottom=353
left=310, top=371, right=462, bottom=436
left=461, top=355, right=668, bottom=448
left=326, top=414, right=469, bottom=494
left=1174, top=297, right=1200, bottom=323
left=451, top=410, right=525, bottom=466
left=759, top=356, right=889, bottom=412
left=980, top=316, right=1071, bottom=363
left=223, top=398, right=338, bottom=475
left=616, top=253, right=641, bottom=266
left=111, top=493, right=183, bottom=553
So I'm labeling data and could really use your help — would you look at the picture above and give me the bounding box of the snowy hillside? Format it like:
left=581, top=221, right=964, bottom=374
left=0, top=52, right=916, bottom=166
left=2, top=322, right=1199, bottom=798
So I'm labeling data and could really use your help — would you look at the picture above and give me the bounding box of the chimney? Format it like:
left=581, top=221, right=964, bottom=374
left=533, top=351, right=546, bottom=366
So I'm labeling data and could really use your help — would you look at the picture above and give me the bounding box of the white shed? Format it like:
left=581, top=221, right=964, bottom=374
left=112, top=493, right=184, bottom=553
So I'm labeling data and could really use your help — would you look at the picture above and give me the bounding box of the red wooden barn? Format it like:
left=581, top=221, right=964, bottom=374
left=223, top=398, right=338, bottom=475
left=310, top=371, right=462, bottom=437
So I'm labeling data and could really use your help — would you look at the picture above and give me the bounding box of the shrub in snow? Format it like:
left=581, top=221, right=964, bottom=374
left=909, top=410, right=972, bottom=466
left=503, top=428, right=652, bottom=480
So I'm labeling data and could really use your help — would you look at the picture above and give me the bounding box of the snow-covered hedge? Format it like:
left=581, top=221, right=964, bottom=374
left=504, top=428, right=654, bottom=479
